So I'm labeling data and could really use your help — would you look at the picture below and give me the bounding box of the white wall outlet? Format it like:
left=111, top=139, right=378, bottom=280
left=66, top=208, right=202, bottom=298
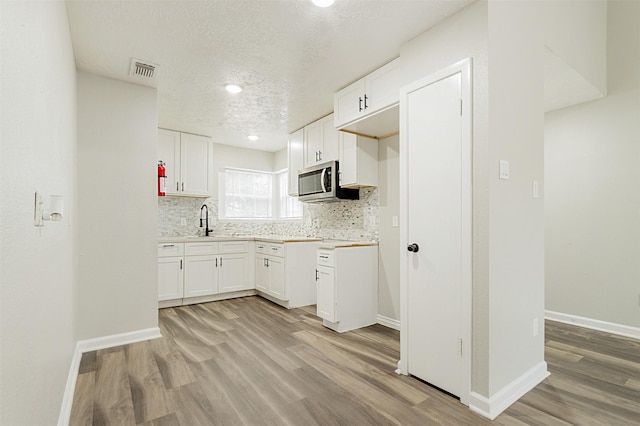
left=392, top=216, right=399, bottom=227
left=499, top=160, right=510, bottom=180
left=533, top=318, right=539, bottom=337
left=180, top=218, right=187, bottom=225
left=532, top=180, right=539, bottom=199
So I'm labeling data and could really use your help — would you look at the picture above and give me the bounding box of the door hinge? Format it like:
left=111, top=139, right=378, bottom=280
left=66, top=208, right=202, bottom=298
left=458, top=337, right=463, bottom=356
left=459, top=98, right=463, bottom=116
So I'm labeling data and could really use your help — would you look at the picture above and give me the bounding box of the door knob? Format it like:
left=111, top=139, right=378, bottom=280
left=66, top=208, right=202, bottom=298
left=407, top=243, right=419, bottom=253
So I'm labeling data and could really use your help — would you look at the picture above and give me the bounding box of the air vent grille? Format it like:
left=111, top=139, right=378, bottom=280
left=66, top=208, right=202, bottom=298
left=129, top=58, right=157, bottom=80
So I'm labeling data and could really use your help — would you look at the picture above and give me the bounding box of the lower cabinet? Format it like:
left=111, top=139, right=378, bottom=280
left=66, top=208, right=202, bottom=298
left=158, top=256, right=184, bottom=301
left=315, top=245, right=378, bottom=333
left=157, top=240, right=253, bottom=307
left=255, top=241, right=317, bottom=309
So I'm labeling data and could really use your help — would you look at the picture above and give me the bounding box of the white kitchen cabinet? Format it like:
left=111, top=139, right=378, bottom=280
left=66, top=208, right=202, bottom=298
left=158, top=256, right=184, bottom=301
left=218, top=252, right=250, bottom=293
left=287, top=128, right=304, bottom=196
left=315, top=245, right=378, bottom=333
left=183, top=254, right=218, bottom=297
left=339, top=133, right=378, bottom=188
left=316, top=265, right=336, bottom=322
left=255, top=241, right=317, bottom=308
left=158, top=129, right=212, bottom=197
left=334, top=58, right=400, bottom=130
left=157, top=243, right=185, bottom=302
left=303, top=114, right=339, bottom=168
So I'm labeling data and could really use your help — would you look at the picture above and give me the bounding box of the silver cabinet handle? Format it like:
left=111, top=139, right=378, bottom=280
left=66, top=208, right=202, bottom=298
left=162, top=244, right=176, bottom=247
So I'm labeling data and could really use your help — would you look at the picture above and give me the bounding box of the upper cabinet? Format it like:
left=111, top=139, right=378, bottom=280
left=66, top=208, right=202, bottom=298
left=339, top=133, right=378, bottom=188
left=158, top=129, right=212, bottom=197
left=303, top=113, right=339, bottom=168
left=287, top=128, right=304, bottom=196
left=334, top=58, right=401, bottom=137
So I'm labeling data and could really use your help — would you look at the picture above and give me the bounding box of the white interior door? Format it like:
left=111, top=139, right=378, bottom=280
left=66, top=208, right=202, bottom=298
left=405, top=70, right=466, bottom=397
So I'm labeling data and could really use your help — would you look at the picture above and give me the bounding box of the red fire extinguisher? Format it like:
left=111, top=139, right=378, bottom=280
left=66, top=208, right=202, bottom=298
left=158, top=161, right=167, bottom=196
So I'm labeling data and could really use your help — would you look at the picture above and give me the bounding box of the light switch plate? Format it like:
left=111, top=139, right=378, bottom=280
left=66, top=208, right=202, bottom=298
left=499, top=160, right=510, bottom=180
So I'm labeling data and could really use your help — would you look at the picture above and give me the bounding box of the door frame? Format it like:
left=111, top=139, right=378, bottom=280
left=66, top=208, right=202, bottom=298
left=399, top=58, right=473, bottom=405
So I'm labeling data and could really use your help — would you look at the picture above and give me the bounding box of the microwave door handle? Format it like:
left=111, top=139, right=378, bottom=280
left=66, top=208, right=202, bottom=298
left=320, top=168, right=327, bottom=192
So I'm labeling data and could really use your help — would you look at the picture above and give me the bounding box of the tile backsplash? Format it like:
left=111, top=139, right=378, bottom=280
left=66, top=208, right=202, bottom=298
left=158, top=188, right=378, bottom=241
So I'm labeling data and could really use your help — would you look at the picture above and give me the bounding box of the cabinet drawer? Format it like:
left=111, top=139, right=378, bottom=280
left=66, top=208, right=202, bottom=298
left=256, top=242, right=269, bottom=254
left=158, top=243, right=184, bottom=257
left=267, top=244, right=284, bottom=258
left=220, top=240, right=249, bottom=254
left=317, top=249, right=334, bottom=267
left=185, top=242, right=218, bottom=256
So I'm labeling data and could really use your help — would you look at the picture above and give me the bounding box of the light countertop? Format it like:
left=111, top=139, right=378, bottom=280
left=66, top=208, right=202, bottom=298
left=158, top=235, right=323, bottom=244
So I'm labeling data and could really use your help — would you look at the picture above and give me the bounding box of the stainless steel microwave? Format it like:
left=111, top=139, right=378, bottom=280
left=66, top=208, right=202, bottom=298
left=298, top=161, right=359, bottom=203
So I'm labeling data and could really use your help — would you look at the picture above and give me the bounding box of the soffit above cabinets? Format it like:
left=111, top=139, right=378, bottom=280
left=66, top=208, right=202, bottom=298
left=65, top=0, right=474, bottom=152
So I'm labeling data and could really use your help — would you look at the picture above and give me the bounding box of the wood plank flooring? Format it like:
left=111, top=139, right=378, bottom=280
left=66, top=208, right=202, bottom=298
left=70, top=296, right=640, bottom=425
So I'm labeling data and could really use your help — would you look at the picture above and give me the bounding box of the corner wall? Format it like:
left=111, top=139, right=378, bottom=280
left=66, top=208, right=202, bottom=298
left=0, top=2, right=77, bottom=423
left=545, top=0, right=640, bottom=331
left=76, top=73, right=158, bottom=340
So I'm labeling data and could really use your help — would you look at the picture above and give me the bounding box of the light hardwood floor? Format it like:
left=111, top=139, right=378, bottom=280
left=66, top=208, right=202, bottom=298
left=69, top=296, right=640, bottom=425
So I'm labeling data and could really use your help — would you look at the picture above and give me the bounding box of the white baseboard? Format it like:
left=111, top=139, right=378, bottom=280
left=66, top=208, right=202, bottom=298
left=545, top=310, right=640, bottom=340
left=57, top=327, right=162, bottom=426
left=469, top=361, right=549, bottom=420
left=377, top=314, right=401, bottom=330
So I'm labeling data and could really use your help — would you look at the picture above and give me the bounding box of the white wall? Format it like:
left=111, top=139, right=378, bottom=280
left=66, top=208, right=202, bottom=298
left=487, top=0, right=545, bottom=396
left=273, top=147, right=288, bottom=171
left=0, top=2, right=77, bottom=424
left=543, top=0, right=607, bottom=96
left=545, top=0, right=640, bottom=329
left=76, top=73, right=158, bottom=340
left=377, top=135, right=399, bottom=320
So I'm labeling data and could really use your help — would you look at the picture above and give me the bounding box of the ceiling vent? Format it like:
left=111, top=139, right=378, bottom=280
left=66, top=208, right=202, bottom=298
left=129, top=58, right=158, bottom=80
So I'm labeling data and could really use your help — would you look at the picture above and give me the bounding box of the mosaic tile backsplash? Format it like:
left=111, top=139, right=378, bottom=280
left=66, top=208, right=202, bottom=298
left=158, top=188, right=379, bottom=241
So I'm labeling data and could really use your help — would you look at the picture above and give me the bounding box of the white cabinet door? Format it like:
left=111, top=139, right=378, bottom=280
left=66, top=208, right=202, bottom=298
left=255, top=255, right=269, bottom=292
left=304, top=119, right=323, bottom=167
left=365, top=58, right=401, bottom=115
left=184, top=254, right=217, bottom=297
left=268, top=256, right=286, bottom=300
left=181, top=133, right=212, bottom=197
left=158, top=129, right=181, bottom=195
left=219, top=253, right=250, bottom=293
left=339, top=133, right=358, bottom=187
left=320, top=114, right=339, bottom=163
left=158, top=256, right=183, bottom=301
left=316, top=265, right=336, bottom=322
left=288, top=129, right=304, bottom=196
left=334, top=79, right=365, bottom=128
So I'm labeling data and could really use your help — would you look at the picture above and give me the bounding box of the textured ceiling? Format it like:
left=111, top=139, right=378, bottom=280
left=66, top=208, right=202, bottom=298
left=65, top=0, right=473, bottom=152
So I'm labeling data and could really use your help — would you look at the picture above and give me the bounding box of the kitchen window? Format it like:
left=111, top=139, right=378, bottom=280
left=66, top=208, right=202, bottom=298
left=220, top=168, right=302, bottom=220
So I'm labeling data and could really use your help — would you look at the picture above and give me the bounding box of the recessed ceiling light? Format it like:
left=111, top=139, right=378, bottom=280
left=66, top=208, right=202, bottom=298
left=248, top=135, right=259, bottom=141
left=225, top=84, right=242, bottom=94
left=312, top=0, right=335, bottom=7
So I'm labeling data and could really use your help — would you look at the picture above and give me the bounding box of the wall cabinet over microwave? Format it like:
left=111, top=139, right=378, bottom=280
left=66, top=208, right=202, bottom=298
left=158, top=129, right=213, bottom=197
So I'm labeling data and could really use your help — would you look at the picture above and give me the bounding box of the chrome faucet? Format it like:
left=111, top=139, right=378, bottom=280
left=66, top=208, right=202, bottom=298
left=199, top=204, right=212, bottom=236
